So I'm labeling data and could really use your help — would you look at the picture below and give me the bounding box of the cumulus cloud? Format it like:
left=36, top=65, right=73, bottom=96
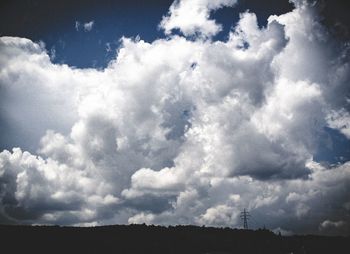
left=0, top=0, right=350, bottom=235
left=320, top=220, right=346, bottom=230
left=160, top=0, right=237, bottom=37
left=319, top=220, right=348, bottom=236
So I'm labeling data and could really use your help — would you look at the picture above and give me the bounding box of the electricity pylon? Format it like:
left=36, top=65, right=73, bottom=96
left=240, top=208, right=250, bottom=229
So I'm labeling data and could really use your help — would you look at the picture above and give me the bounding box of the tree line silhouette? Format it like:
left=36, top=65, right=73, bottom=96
left=0, top=224, right=348, bottom=253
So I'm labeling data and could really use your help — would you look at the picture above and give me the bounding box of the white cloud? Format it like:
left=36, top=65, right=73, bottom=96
left=0, top=0, right=350, bottom=235
left=319, top=220, right=348, bottom=235
left=128, top=212, right=155, bottom=224
left=83, top=21, right=95, bottom=32
left=75, top=20, right=95, bottom=32
left=106, top=42, right=112, bottom=52
left=196, top=204, right=239, bottom=227
left=75, top=21, right=80, bottom=31
left=160, top=0, right=237, bottom=37
left=326, top=109, right=350, bottom=139
left=320, top=220, right=346, bottom=230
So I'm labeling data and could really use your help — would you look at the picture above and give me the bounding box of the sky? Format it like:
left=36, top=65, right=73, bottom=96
left=0, top=0, right=349, bottom=236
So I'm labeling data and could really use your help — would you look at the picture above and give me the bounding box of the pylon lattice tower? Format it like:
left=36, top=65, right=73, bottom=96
left=240, top=208, right=250, bottom=229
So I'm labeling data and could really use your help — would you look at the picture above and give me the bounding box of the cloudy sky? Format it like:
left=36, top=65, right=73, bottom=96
left=0, top=0, right=349, bottom=236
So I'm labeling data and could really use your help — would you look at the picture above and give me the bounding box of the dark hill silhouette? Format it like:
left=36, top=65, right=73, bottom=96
left=0, top=224, right=348, bottom=253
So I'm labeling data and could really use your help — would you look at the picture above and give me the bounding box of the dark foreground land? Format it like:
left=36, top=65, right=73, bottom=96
left=0, top=224, right=349, bottom=253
